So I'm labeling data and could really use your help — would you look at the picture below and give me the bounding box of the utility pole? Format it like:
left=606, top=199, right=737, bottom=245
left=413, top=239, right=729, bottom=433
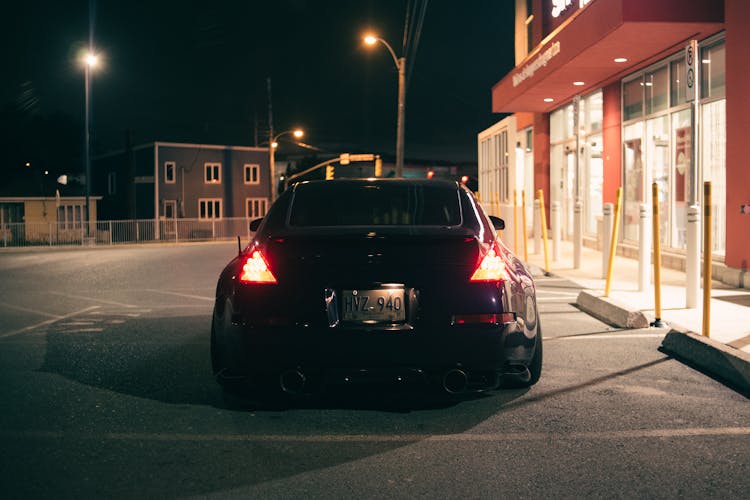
left=267, top=77, right=275, bottom=202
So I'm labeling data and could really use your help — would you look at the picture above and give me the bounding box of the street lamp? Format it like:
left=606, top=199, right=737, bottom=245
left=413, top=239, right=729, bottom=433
left=81, top=50, right=99, bottom=237
left=364, top=33, right=406, bottom=177
left=269, top=128, right=303, bottom=202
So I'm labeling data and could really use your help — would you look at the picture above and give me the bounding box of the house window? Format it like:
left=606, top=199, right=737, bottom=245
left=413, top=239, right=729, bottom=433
left=57, top=204, right=84, bottom=229
left=163, top=200, right=177, bottom=219
left=244, top=164, right=260, bottom=184
left=165, top=161, right=176, bottom=184
left=246, top=197, right=268, bottom=218
left=108, top=172, right=117, bottom=195
left=199, top=198, right=222, bottom=219
left=204, top=162, right=221, bottom=184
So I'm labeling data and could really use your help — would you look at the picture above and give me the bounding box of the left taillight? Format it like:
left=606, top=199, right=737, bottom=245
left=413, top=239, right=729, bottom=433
left=239, top=250, right=278, bottom=284
left=469, top=242, right=508, bottom=282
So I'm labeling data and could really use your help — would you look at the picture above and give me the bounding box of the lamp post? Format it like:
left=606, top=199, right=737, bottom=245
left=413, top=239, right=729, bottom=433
left=364, top=34, right=406, bottom=178
left=82, top=51, right=98, bottom=237
left=269, top=128, right=303, bottom=202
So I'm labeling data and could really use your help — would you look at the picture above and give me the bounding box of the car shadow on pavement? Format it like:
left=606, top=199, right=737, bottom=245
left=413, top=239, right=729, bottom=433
left=36, top=314, right=530, bottom=414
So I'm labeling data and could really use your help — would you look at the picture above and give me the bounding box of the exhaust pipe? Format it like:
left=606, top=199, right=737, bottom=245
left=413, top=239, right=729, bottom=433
left=442, top=368, right=469, bottom=394
left=279, top=369, right=307, bottom=394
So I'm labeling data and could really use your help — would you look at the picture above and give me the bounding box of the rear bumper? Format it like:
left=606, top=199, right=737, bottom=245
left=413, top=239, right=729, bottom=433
left=220, top=320, right=535, bottom=378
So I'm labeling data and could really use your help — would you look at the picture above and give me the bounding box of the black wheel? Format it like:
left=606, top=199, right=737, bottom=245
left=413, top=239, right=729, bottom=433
left=210, top=316, right=225, bottom=378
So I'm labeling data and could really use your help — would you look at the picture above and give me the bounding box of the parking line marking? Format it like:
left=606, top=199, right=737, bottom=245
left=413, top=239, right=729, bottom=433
left=47, top=291, right=138, bottom=308
left=144, top=289, right=214, bottom=302
left=0, top=301, right=62, bottom=319
left=551, top=333, right=666, bottom=340
left=0, top=306, right=100, bottom=339
left=1, top=427, right=748, bottom=443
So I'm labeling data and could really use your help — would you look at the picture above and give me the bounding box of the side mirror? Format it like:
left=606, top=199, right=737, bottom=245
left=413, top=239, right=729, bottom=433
left=249, top=218, right=263, bottom=232
left=488, top=215, right=505, bottom=231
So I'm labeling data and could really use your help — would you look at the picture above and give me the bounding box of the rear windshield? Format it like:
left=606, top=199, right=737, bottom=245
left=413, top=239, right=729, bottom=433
left=288, top=183, right=462, bottom=227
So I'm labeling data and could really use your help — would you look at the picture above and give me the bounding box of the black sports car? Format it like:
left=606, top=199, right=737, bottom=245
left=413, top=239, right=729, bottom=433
left=211, top=178, right=541, bottom=396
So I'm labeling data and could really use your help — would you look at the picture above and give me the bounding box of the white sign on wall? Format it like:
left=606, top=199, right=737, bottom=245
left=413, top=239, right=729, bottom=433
left=685, top=39, right=697, bottom=102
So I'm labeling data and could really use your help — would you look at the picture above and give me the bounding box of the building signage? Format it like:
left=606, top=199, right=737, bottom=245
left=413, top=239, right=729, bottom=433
left=685, top=40, right=698, bottom=102
left=545, top=0, right=592, bottom=35
left=513, top=41, right=561, bottom=87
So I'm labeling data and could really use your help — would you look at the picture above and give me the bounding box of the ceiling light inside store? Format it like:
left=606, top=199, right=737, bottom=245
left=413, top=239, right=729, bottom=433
left=543, top=98, right=554, bottom=102
left=614, top=57, right=628, bottom=63
left=573, top=81, right=585, bottom=86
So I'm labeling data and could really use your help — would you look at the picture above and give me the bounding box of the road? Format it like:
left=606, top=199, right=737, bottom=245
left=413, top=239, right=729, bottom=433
left=0, top=242, right=748, bottom=499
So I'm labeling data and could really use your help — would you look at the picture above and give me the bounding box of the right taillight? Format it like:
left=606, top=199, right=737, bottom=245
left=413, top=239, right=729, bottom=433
left=239, top=250, right=277, bottom=284
left=470, top=243, right=508, bottom=282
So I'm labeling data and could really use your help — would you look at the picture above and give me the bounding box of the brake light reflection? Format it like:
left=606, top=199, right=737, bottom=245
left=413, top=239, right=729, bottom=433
left=240, top=250, right=278, bottom=284
left=469, top=244, right=508, bottom=282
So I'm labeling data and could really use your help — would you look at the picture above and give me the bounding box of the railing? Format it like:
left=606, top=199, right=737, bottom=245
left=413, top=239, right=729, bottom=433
left=0, top=217, right=256, bottom=248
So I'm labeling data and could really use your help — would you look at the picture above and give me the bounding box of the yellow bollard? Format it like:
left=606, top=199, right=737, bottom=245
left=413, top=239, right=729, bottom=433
left=604, top=187, right=623, bottom=297
left=494, top=191, right=501, bottom=219
left=702, top=182, right=712, bottom=337
left=513, top=189, right=518, bottom=255
left=537, top=189, right=550, bottom=275
left=651, top=183, right=665, bottom=327
left=522, top=189, right=529, bottom=262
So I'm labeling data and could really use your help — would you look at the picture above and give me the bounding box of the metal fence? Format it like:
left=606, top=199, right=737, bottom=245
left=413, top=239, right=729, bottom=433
left=0, top=217, right=256, bottom=248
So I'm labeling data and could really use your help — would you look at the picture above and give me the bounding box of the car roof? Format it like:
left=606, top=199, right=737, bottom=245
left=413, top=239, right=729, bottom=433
left=291, top=178, right=463, bottom=191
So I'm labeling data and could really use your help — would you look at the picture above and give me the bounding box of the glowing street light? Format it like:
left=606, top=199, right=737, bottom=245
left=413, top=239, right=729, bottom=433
left=269, top=128, right=303, bottom=201
left=363, top=32, right=406, bottom=177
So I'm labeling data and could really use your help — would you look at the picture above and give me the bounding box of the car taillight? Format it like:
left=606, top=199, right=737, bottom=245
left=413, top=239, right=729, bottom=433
left=470, top=243, right=508, bottom=282
left=239, top=250, right=277, bottom=284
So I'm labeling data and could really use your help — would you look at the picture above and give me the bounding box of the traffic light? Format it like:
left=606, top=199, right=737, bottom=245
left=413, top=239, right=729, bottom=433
left=325, top=164, right=335, bottom=180
left=427, top=170, right=434, bottom=179
left=374, top=157, right=382, bottom=177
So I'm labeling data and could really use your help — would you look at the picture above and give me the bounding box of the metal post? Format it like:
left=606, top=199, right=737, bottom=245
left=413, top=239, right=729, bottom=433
left=84, top=63, right=92, bottom=238
left=396, top=56, right=405, bottom=177
left=522, top=189, right=529, bottom=262
left=538, top=190, right=550, bottom=275
left=651, top=184, right=665, bottom=327
left=551, top=201, right=560, bottom=262
left=533, top=199, right=541, bottom=255
left=604, top=188, right=622, bottom=297
left=574, top=200, right=583, bottom=269
left=638, top=203, right=650, bottom=292
left=513, top=189, right=518, bottom=255
left=602, top=203, right=613, bottom=279
left=686, top=204, right=701, bottom=308
left=702, top=182, right=712, bottom=337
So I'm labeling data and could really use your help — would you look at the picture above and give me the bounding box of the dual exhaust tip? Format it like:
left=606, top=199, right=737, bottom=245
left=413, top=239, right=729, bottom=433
left=280, top=366, right=518, bottom=395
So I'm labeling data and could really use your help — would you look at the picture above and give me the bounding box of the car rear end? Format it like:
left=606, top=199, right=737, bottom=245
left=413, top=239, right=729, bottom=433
left=213, top=179, right=538, bottom=394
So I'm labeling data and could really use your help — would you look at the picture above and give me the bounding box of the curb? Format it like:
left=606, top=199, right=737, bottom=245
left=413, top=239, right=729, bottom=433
left=575, top=290, right=649, bottom=329
left=660, top=329, right=750, bottom=397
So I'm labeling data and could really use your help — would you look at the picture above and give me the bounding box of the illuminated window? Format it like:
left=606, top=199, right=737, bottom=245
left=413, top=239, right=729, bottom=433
left=204, top=163, right=221, bottom=184
left=199, top=199, right=222, bottom=219
left=165, top=161, right=176, bottom=183
left=244, top=164, right=260, bottom=184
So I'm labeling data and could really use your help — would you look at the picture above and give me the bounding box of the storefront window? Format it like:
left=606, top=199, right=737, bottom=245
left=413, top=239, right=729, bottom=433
left=623, top=77, right=644, bottom=121
left=701, top=41, right=726, bottom=99
left=671, top=109, right=691, bottom=249
left=670, top=59, right=686, bottom=106
left=702, top=100, right=726, bottom=255
left=646, top=115, right=670, bottom=246
left=622, top=123, right=644, bottom=242
left=645, top=65, right=669, bottom=114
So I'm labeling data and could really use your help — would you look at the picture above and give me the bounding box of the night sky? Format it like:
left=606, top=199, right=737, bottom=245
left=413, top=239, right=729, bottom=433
left=2, top=1, right=514, bottom=172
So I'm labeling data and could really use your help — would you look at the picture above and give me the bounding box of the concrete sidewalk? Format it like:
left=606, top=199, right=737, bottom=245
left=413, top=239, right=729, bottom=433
left=521, top=238, right=750, bottom=396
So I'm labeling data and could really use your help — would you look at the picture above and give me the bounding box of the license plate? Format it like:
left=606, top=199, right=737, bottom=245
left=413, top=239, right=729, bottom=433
left=342, top=288, right=405, bottom=323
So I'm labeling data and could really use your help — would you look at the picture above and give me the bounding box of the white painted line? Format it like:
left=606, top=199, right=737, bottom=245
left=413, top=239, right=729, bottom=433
left=0, top=306, right=100, bottom=339
left=548, top=333, right=666, bottom=340
left=47, top=291, right=138, bottom=308
left=145, top=289, right=214, bottom=302
left=0, top=301, right=62, bottom=319
left=1, top=427, right=748, bottom=443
